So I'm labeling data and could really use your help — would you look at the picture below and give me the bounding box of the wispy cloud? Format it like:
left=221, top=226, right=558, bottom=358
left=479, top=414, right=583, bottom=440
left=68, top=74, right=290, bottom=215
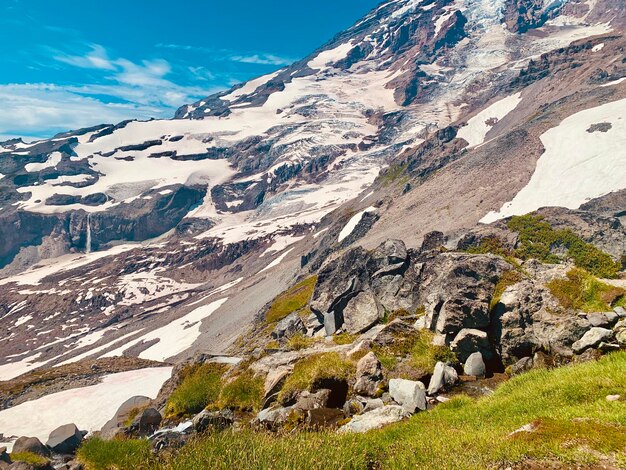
left=54, top=44, right=116, bottom=70
left=156, top=43, right=296, bottom=66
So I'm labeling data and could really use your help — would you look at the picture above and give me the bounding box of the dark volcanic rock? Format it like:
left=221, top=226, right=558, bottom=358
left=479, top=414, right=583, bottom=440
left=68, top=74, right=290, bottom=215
left=46, top=424, right=85, bottom=455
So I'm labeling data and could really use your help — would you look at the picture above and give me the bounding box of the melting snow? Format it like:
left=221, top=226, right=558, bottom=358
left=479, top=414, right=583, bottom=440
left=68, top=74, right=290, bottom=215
left=457, top=92, right=523, bottom=148
left=0, top=352, right=44, bottom=381
left=481, top=99, right=626, bottom=223
left=337, top=207, right=377, bottom=243
left=259, top=248, right=294, bottom=273
left=24, top=152, right=62, bottom=172
left=0, top=367, right=172, bottom=452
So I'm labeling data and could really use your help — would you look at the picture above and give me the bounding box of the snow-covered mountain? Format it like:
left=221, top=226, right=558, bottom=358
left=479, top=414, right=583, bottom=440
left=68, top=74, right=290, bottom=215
left=0, top=0, right=624, bottom=377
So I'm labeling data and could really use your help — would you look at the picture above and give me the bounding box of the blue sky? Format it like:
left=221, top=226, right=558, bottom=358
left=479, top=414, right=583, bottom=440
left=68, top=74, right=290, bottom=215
left=0, top=0, right=381, bottom=140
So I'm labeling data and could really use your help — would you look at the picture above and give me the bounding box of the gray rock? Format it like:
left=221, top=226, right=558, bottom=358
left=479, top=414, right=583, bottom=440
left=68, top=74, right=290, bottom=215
left=294, top=389, right=331, bottom=411
left=272, top=312, right=305, bottom=340
left=305, top=408, right=345, bottom=428
left=0, top=447, right=9, bottom=464
left=342, top=289, right=383, bottom=334
left=100, top=395, right=152, bottom=440
left=362, top=398, right=385, bottom=412
left=46, top=424, right=85, bottom=455
left=427, top=362, right=458, bottom=395
left=12, top=437, right=50, bottom=457
left=586, top=312, right=616, bottom=328
left=254, top=406, right=301, bottom=431
left=343, top=398, right=365, bottom=417
left=464, top=352, right=486, bottom=378
left=353, top=352, right=383, bottom=397
left=510, top=357, right=533, bottom=375
left=129, top=408, right=162, bottom=437
left=389, top=378, right=427, bottom=413
left=262, top=367, right=291, bottom=409
left=614, top=306, right=626, bottom=318
left=572, top=327, right=614, bottom=354
left=450, top=329, right=491, bottom=363
left=338, top=405, right=409, bottom=433
left=150, top=431, right=188, bottom=452
left=192, top=409, right=234, bottom=433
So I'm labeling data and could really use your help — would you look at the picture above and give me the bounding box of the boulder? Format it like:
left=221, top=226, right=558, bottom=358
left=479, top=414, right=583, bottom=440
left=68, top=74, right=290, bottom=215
left=615, top=306, right=626, bottom=318
left=343, top=398, right=365, bottom=417
left=338, top=405, right=409, bottom=433
left=586, top=312, right=616, bottom=328
left=450, top=329, right=491, bottom=363
left=427, top=362, right=458, bottom=395
left=306, top=408, right=345, bottom=428
left=342, top=289, right=383, bottom=334
left=46, top=424, right=85, bottom=455
left=272, top=312, right=305, bottom=340
left=100, top=396, right=152, bottom=440
left=262, top=367, right=291, bottom=409
left=0, top=447, right=9, bottom=464
left=254, top=406, right=299, bottom=431
left=150, top=432, right=188, bottom=452
left=11, top=437, right=50, bottom=458
left=353, top=352, right=383, bottom=397
left=294, top=389, right=331, bottom=411
left=572, top=327, right=614, bottom=354
left=192, top=409, right=234, bottom=433
left=129, top=408, right=162, bottom=437
left=389, top=378, right=427, bottom=413
left=420, top=253, right=510, bottom=337
left=464, top=352, right=486, bottom=378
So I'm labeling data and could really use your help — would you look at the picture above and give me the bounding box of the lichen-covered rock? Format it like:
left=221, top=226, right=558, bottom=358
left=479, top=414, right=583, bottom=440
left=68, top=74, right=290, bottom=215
left=427, top=362, right=458, bottom=395
left=272, top=312, right=306, bottom=340
left=12, top=437, right=50, bottom=458
left=572, top=327, right=614, bottom=354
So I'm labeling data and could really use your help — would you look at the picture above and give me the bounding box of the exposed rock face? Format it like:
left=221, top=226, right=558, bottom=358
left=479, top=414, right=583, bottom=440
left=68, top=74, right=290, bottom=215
left=311, top=240, right=419, bottom=334
left=420, top=253, right=511, bottom=342
left=272, top=313, right=306, bottom=341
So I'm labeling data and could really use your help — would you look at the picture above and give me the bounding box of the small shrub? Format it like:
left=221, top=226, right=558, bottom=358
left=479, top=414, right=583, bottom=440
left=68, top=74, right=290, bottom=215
left=266, top=276, right=318, bottom=324
left=165, top=363, right=226, bottom=418
left=278, top=352, right=354, bottom=403
left=508, top=214, right=621, bottom=278
left=77, top=438, right=153, bottom=470
left=287, top=333, right=315, bottom=350
left=333, top=333, right=358, bottom=345
left=547, top=268, right=626, bottom=312
left=219, top=370, right=264, bottom=412
left=466, top=235, right=513, bottom=257
left=490, top=270, right=524, bottom=311
left=265, top=340, right=280, bottom=350
left=10, top=452, right=49, bottom=467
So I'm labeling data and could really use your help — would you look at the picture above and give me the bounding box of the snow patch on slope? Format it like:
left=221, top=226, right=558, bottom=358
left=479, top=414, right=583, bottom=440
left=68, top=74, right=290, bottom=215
left=481, top=99, right=626, bottom=223
left=338, top=207, right=377, bottom=243
left=457, top=92, right=523, bottom=148
left=0, top=367, right=172, bottom=452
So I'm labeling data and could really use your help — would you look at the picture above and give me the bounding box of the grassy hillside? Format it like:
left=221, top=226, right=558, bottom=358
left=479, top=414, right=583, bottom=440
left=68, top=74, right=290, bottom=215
left=79, top=352, right=626, bottom=469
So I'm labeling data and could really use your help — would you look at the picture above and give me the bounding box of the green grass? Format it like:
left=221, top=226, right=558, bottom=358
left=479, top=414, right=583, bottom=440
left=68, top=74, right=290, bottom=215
left=77, top=438, right=153, bottom=470
left=9, top=452, right=49, bottom=467
left=265, top=276, right=317, bottom=324
left=286, top=332, right=315, bottom=350
left=218, top=370, right=264, bottom=412
left=408, top=330, right=457, bottom=373
left=466, top=235, right=513, bottom=258
left=164, top=363, right=227, bottom=418
left=278, top=352, right=355, bottom=403
left=78, top=352, right=626, bottom=469
left=490, top=270, right=524, bottom=311
left=547, top=268, right=626, bottom=312
left=508, top=214, right=621, bottom=278
left=333, top=333, right=359, bottom=345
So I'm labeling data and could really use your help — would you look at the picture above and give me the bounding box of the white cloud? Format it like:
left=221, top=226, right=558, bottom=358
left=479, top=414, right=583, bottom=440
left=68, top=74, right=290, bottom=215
left=54, top=44, right=116, bottom=71
left=229, top=54, right=293, bottom=66
left=155, top=43, right=295, bottom=66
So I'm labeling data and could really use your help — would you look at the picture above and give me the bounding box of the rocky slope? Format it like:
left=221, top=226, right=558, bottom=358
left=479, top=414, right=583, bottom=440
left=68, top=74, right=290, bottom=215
left=0, top=0, right=625, bottom=451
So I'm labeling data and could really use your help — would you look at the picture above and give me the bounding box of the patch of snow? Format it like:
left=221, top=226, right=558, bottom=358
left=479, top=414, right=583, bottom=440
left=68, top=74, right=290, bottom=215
left=481, top=99, right=626, bottom=223
left=308, top=42, right=354, bottom=69
left=103, top=298, right=228, bottom=362
left=600, top=77, right=626, bottom=87
left=592, top=43, right=605, bottom=52
left=457, top=92, right=522, bottom=148
left=0, top=367, right=172, bottom=452
left=221, top=71, right=280, bottom=102
left=337, top=206, right=377, bottom=243
left=24, top=152, right=62, bottom=172
left=0, top=352, right=44, bottom=381
left=259, top=249, right=294, bottom=273
left=261, top=234, right=305, bottom=257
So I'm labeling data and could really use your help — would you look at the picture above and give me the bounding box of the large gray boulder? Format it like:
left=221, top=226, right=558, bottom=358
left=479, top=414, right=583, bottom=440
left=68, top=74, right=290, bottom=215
left=353, top=352, right=384, bottom=397
left=129, top=408, right=162, bottom=437
left=338, top=405, right=409, bottom=433
left=11, top=437, right=50, bottom=458
left=427, top=362, right=458, bottom=395
left=254, top=406, right=300, bottom=431
left=420, top=253, right=510, bottom=337
left=464, top=352, right=486, bottom=378
left=272, top=312, right=306, bottom=340
left=192, top=409, right=234, bottom=433
left=100, top=396, right=152, bottom=440
left=572, top=327, right=614, bottom=354
left=389, top=379, right=427, bottom=413
left=46, top=424, right=85, bottom=455
left=342, top=289, right=383, bottom=334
